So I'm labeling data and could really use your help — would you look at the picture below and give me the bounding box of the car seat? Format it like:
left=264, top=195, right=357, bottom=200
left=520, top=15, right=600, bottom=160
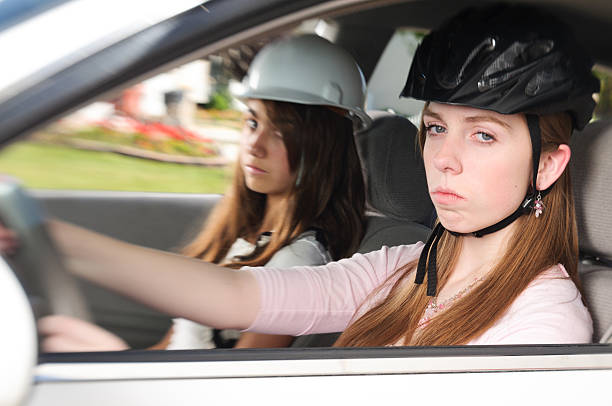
left=571, top=118, right=612, bottom=343
left=356, top=110, right=434, bottom=252
left=291, top=111, right=434, bottom=347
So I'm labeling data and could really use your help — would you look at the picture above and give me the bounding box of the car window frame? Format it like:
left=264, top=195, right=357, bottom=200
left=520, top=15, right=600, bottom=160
left=36, top=344, right=612, bottom=380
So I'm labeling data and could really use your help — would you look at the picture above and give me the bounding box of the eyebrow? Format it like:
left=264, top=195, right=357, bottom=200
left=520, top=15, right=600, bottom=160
left=422, top=107, right=443, bottom=121
left=464, top=115, right=512, bottom=130
left=247, top=108, right=258, bottom=118
left=422, top=107, right=512, bottom=130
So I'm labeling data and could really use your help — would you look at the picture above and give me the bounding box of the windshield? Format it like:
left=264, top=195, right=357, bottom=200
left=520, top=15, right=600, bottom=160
left=0, top=0, right=70, bottom=32
left=0, top=0, right=204, bottom=105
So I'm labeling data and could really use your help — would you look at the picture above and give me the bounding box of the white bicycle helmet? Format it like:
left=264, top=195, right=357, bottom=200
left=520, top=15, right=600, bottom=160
left=235, top=34, right=371, bottom=130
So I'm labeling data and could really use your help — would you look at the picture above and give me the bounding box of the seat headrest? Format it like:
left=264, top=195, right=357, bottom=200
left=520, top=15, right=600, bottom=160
left=570, top=119, right=612, bottom=260
left=356, top=110, right=433, bottom=225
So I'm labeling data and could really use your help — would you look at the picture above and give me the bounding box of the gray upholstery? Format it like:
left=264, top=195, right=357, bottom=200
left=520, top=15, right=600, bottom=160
left=357, top=110, right=433, bottom=225
left=358, top=216, right=431, bottom=254
left=571, top=119, right=612, bottom=258
left=34, top=190, right=219, bottom=252
left=34, top=190, right=221, bottom=348
left=292, top=111, right=433, bottom=348
left=602, top=325, right=612, bottom=343
left=579, top=264, right=612, bottom=343
left=571, top=119, right=612, bottom=343
left=357, top=110, right=433, bottom=254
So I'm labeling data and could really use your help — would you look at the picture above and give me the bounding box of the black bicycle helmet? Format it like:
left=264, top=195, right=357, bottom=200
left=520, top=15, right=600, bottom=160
left=401, top=4, right=600, bottom=295
left=401, top=4, right=599, bottom=130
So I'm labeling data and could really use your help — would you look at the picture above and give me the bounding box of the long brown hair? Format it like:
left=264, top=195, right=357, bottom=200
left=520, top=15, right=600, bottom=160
left=336, top=108, right=578, bottom=346
left=182, top=100, right=366, bottom=267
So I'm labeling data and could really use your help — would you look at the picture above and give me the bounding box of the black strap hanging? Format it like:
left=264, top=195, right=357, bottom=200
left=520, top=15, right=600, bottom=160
left=414, top=222, right=445, bottom=296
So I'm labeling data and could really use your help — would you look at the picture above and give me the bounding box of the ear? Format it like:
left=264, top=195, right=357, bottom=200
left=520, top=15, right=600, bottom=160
left=536, top=144, right=571, bottom=190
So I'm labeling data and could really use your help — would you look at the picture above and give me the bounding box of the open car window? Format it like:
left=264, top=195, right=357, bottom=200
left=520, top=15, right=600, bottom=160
left=0, top=59, right=237, bottom=195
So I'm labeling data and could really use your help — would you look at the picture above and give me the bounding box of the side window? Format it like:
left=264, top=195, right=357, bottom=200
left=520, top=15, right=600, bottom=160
left=0, top=59, right=242, bottom=194
left=594, top=69, right=612, bottom=120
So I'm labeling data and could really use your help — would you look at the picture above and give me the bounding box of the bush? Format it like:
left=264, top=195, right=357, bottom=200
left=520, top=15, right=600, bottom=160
left=208, top=89, right=233, bottom=111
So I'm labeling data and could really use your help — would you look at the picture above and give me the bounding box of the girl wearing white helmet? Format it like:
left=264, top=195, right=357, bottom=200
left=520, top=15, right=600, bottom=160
left=37, top=3, right=598, bottom=348
left=30, top=34, right=369, bottom=351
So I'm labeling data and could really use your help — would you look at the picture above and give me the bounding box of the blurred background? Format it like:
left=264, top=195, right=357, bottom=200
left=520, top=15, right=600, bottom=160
left=1, top=27, right=610, bottom=195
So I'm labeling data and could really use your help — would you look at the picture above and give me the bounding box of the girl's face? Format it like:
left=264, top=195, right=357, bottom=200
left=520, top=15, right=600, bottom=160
left=422, top=102, right=532, bottom=233
left=240, top=99, right=296, bottom=197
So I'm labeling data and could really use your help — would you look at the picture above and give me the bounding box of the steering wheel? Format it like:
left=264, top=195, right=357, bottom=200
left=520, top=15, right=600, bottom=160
left=0, top=179, right=92, bottom=322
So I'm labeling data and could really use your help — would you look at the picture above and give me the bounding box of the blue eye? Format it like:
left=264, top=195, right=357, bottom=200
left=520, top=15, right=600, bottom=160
left=425, top=124, right=446, bottom=135
left=475, top=132, right=494, bottom=142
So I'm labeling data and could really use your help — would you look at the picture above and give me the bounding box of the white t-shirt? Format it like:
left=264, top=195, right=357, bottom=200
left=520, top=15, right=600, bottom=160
left=167, top=230, right=330, bottom=349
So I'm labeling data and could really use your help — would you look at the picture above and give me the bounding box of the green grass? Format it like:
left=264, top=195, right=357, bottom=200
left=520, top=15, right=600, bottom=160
left=0, top=142, right=232, bottom=193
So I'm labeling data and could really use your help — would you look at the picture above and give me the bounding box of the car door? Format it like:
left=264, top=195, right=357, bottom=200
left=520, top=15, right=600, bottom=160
left=29, top=345, right=612, bottom=405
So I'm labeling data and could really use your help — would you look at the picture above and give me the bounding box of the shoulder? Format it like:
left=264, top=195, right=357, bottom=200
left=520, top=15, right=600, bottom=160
left=474, top=264, right=593, bottom=344
left=518, top=264, right=585, bottom=305
left=354, top=243, right=424, bottom=271
left=323, top=242, right=424, bottom=289
left=224, top=237, right=254, bottom=261
left=265, top=230, right=331, bottom=267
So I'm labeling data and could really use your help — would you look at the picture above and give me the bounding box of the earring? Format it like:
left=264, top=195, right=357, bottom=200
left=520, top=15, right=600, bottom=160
left=534, top=192, right=544, bottom=218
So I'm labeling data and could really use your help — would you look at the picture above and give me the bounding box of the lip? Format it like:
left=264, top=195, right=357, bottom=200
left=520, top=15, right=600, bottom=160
left=244, top=164, right=267, bottom=175
left=431, top=187, right=465, bottom=205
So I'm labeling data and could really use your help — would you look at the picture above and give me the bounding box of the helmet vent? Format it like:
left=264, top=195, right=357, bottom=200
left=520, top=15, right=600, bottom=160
left=400, top=4, right=600, bottom=130
left=457, top=37, right=498, bottom=88
left=525, top=56, right=570, bottom=97
left=478, top=39, right=553, bottom=92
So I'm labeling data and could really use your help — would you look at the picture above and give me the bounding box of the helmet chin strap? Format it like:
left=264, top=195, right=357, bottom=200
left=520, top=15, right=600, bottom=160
left=415, top=114, right=551, bottom=296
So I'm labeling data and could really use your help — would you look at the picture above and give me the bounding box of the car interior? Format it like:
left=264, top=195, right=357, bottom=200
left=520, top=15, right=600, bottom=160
left=571, top=119, right=612, bottom=343
left=2, top=0, right=612, bottom=353
left=30, top=90, right=612, bottom=349
left=4, top=3, right=612, bottom=406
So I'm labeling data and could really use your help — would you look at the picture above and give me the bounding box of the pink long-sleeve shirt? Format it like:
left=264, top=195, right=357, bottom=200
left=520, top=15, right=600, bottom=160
left=246, top=243, right=593, bottom=344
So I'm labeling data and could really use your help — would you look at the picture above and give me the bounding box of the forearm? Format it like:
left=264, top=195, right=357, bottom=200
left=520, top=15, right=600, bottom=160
left=48, top=219, right=259, bottom=330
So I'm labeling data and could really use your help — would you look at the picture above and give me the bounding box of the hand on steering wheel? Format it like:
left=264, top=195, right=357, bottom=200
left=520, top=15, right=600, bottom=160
left=0, top=223, right=18, bottom=255
left=0, top=180, right=93, bottom=338
left=38, top=315, right=129, bottom=352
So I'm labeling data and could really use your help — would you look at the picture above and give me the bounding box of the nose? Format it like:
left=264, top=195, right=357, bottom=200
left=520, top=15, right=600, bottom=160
left=245, top=130, right=266, bottom=158
left=431, top=133, right=462, bottom=174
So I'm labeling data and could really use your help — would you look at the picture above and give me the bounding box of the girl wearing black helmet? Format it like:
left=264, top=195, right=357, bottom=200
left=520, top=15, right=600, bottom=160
left=41, top=4, right=597, bottom=347
left=339, top=3, right=599, bottom=346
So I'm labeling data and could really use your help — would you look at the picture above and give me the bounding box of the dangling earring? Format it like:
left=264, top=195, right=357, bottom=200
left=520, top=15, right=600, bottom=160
left=534, top=192, right=544, bottom=218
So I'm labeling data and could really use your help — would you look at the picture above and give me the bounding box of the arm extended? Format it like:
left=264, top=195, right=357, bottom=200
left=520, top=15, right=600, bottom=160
left=48, top=219, right=259, bottom=331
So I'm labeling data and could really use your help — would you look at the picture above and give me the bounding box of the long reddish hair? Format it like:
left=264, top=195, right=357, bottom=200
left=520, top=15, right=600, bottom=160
left=182, top=100, right=366, bottom=267
left=336, top=108, right=578, bottom=346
